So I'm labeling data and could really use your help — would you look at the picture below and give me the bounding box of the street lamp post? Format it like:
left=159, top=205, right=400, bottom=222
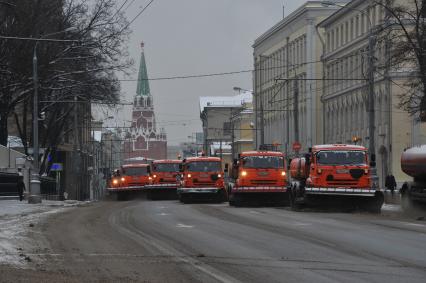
left=29, top=27, right=77, bottom=204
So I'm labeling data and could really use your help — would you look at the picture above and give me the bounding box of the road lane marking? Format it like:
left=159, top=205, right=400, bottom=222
left=292, top=222, right=312, bottom=226
left=158, top=213, right=170, bottom=216
left=405, top=223, right=425, bottom=227
left=176, top=223, right=193, bottom=228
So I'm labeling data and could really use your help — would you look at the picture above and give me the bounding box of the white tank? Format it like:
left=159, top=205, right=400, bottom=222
left=401, top=145, right=426, bottom=178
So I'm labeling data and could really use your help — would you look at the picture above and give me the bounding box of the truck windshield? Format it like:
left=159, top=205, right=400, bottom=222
left=122, top=167, right=148, bottom=176
left=316, top=151, right=366, bottom=165
left=153, top=163, right=180, bottom=172
left=186, top=161, right=221, bottom=172
left=242, top=156, right=284, bottom=169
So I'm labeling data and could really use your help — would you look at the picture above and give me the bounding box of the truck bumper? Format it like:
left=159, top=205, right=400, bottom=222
left=304, top=187, right=379, bottom=197
left=178, top=187, right=222, bottom=194
left=145, top=184, right=178, bottom=190
left=232, top=186, right=287, bottom=193
left=107, top=186, right=145, bottom=192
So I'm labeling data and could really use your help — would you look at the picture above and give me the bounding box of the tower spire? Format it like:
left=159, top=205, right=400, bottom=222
left=136, top=41, right=151, bottom=96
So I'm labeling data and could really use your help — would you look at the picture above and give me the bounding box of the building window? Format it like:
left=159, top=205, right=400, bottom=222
left=223, top=122, right=231, bottom=136
left=345, top=22, right=348, bottom=44
left=336, top=27, right=339, bottom=48
left=356, top=16, right=359, bottom=37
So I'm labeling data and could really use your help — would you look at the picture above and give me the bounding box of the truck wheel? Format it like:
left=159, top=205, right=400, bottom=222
left=217, top=190, right=227, bottom=203
left=367, top=192, right=384, bottom=214
left=117, top=192, right=128, bottom=201
left=401, top=191, right=420, bottom=213
left=400, top=184, right=418, bottom=212
left=180, top=194, right=190, bottom=204
left=289, top=186, right=302, bottom=211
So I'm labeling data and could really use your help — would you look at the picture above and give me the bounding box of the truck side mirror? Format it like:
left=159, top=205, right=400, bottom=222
left=179, top=164, right=184, bottom=172
left=224, top=163, right=229, bottom=172
left=147, top=166, right=151, bottom=174
left=304, top=153, right=310, bottom=162
left=287, top=158, right=292, bottom=170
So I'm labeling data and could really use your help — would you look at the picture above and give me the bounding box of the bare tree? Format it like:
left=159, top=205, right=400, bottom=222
left=375, top=0, right=426, bottom=120
left=0, top=0, right=132, bottom=169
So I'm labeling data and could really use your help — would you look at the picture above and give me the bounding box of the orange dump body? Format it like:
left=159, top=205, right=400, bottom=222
left=290, top=158, right=308, bottom=179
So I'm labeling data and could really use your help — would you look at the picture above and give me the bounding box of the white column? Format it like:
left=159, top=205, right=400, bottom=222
left=306, top=19, right=316, bottom=147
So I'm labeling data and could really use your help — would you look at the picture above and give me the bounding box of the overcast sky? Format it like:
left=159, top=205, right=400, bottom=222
left=105, top=0, right=302, bottom=145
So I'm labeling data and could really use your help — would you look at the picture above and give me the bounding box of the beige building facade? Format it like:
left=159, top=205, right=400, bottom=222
left=319, top=0, right=426, bottom=187
left=231, top=105, right=254, bottom=158
left=253, top=1, right=349, bottom=156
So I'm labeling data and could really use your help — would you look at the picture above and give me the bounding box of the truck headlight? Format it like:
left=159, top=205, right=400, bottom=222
left=113, top=179, right=118, bottom=185
left=281, top=171, right=286, bottom=176
left=121, top=177, right=125, bottom=182
left=187, top=173, right=192, bottom=178
left=241, top=171, right=247, bottom=177
left=218, top=174, right=222, bottom=178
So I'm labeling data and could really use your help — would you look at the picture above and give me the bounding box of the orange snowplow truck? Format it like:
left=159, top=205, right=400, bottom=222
left=145, top=159, right=182, bottom=200
left=288, top=144, right=384, bottom=213
left=107, top=163, right=150, bottom=199
left=226, top=151, right=288, bottom=206
left=400, top=145, right=426, bottom=211
left=177, top=156, right=227, bottom=203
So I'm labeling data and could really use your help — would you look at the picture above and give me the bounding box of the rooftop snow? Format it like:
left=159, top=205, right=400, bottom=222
left=199, top=91, right=252, bottom=112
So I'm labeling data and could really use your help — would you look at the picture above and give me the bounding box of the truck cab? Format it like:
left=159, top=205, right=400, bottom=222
left=289, top=144, right=384, bottom=212
left=145, top=160, right=182, bottom=199
left=118, top=163, right=151, bottom=190
left=228, top=151, right=288, bottom=206
left=177, top=156, right=226, bottom=203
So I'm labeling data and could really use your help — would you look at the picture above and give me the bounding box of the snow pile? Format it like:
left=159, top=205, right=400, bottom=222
left=0, top=200, right=89, bottom=266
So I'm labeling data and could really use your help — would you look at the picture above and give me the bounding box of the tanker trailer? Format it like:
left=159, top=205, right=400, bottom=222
left=400, top=145, right=426, bottom=210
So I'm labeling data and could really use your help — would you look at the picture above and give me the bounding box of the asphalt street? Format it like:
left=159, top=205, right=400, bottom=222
left=1, top=199, right=426, bottom=282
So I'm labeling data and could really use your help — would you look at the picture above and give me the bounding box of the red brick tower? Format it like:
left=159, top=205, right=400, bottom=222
left=123, top=43, right=167, bottom=160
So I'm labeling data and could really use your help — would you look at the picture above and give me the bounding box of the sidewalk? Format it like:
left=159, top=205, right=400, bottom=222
left=0, top=199, right=90, bottom=266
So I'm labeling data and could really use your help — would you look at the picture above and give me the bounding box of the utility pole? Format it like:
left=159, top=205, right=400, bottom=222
left=285, top=37, right=290, bottom=157
left=259, top=55, right=265, bottom=148
left=294, top=78, right=299, bottom=155
left=367, top=22, right=378, bottom=185
left=73, top=95, right=80, bottom=200
left=29, top=44, right=41, bottom=204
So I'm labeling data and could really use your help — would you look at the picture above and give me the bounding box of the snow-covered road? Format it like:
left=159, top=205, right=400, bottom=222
left=0, top=200, right=89, bottom=266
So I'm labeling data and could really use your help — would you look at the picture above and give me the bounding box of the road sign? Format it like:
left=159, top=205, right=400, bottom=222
left=293, top=141, right=302, bottom=152
left=51, top=163, right=63, bottom=172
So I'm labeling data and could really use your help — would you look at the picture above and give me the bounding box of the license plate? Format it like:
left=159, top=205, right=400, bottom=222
left=133, top=177, right=139, bottom=181
left=200, top=173, right=209, bottom=178
left=257, top=171, right=269, bottom=176
left=336, top=169, right=349, bottom=174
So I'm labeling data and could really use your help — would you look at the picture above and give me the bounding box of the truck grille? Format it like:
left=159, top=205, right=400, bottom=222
left=326, top=180, right=358, bottom=186
left=251, top=180, right=277, bottom=185
left=193, top=179, right=215, bottom=186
